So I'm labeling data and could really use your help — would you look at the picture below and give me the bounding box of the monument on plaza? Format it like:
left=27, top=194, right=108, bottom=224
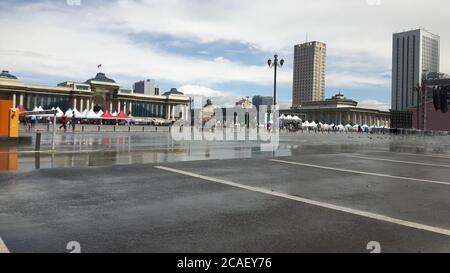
left=201, top=99, right=216, bottom=127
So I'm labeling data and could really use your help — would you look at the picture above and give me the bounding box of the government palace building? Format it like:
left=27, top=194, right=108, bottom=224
left=0, top=70, right=190, bottom=120
left=281, top=93, right=391, bottom=127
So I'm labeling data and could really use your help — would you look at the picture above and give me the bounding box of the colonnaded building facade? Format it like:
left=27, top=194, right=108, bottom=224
left=282, top=93, right=390, bottom=127
left=0, top=70, right=190, bottom=120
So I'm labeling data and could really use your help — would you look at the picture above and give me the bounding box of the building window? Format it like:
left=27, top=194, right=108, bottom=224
left=25, top=93, right=70, bottom=111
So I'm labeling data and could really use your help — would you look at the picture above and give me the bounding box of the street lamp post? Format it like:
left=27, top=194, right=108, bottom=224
left=267, top=54, right=284, bottom=106
left=416, top=84, right=421, bottom=130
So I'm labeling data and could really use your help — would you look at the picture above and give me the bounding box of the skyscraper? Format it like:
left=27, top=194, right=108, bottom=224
left=292, top=41, right=326, bottom=107
left=133, top=79, right=157, bottom=95
left=391, top=28, right=440, bottom=111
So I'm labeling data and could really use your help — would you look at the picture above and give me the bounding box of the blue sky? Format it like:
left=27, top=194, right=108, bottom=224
left=1, top=0, right=449, bottom=109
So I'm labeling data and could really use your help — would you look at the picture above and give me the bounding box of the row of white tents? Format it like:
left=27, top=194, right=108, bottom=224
left=30, top=106, right=130, bottom=119
left=278, top=114, right=388, bottom=130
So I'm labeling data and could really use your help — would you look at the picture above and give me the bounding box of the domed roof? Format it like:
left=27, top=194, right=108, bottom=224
left=0, top=70, right=18, bottom=80
left=163, top=88, right=184, bottom=96
left=331, top=92, right=346, bottom=100
left=86, top=73, right=116, bottom=83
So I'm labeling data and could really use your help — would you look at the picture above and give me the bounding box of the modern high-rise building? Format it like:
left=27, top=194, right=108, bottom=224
left=133, top=79, right=158, bottom=95
left=292, top=41, right=326, bottom=107
left=391, top=28, right=440, bottom=111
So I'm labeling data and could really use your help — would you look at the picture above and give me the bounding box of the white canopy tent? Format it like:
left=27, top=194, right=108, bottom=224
left=55, top=107, right=64, bottom=118
left=86, top=109, right=100, bottom=119
left=65, top=108, right=73, bottom=118
left=72, top=108, right=82, bottom=118
left=81, top=109, right=88, bottom=119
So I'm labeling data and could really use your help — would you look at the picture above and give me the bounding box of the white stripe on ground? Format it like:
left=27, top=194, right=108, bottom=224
left=271, top=159, right=450, bottom=187
left=0, top=237, right=10, bottom=253
left=345, top=155, right=450, bottom=168
left=155, top=165, right=450, bottom=237
left=364, top=150, right=450, bottom=160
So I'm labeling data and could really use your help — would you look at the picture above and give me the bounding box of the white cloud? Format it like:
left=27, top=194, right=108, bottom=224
left=1, top=0, right=449, bottom=97
left=327, top=73, right=390, bottom=87
left=0, top=2, right=289, bottom=87
left=179, top=85, right=294, bottom=110
left=178, top=85, right=242, bottom=107
left=358, top=99, right=391, bottom=111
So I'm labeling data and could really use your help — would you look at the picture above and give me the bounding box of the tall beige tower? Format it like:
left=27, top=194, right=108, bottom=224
left=292, top=41, right=326, bottom=107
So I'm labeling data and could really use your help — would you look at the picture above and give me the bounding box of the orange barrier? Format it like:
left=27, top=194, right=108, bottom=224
left=0, top=100, right=18, bottom=138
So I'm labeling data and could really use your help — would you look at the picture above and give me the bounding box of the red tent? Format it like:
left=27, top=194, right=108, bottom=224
left=101, top=111, right=113, bottom=119
left=117, top=111, right=129, bottom=119
left=19, top=105, right=27, bottom=113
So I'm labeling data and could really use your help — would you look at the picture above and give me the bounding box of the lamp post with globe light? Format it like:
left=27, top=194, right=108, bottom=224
left=267, top=54, right=284, bottom=106
left=267, top=54, right=284, bottom=131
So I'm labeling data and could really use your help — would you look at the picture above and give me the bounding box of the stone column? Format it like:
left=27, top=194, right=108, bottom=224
left=80, top=98, right=84, bottom=111
left=12, top=93, right=17, bottom=108
left=117, top=101, right=121, bottom=112
left=19, top=93, right=24, bottom=107
left=129, top=101, right=133, bottom=115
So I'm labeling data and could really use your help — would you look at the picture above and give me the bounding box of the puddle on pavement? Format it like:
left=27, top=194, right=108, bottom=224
left=1, top=132, right=450, bottom=173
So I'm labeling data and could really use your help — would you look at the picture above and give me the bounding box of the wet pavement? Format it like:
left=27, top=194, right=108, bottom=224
left=2, top=125, right=450, bottom=172
left=0, top=127, right=450, bottom=252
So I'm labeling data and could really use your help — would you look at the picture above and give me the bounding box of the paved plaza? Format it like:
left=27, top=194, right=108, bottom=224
left=1, top=127, right=450, bottom=252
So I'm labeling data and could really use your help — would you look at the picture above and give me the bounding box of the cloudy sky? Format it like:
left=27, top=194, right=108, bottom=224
left=0, top=0, right=449, bottom=110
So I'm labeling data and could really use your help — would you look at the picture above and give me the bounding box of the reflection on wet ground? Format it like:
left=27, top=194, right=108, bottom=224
left=0, top=147, right=18, bottom=171
left=1, top=130, right=450, bottom=172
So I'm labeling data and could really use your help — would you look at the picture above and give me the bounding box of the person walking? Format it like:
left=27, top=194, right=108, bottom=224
left=30, top=115, right=36, bottom=129
left=71, top=111, right=77, bottom=132
left=59, top=114, right=67, bottom=132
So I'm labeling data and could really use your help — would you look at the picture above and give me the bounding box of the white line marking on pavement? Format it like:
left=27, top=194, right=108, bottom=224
left=0, top=237, right=10, bottom=253
left=271, top=159, right=450, bottom=187
left=155, top=165, right=450, bottom=237
left=364, top=150, right=450, bottom=160
left=345, top=155, right=450, bottom=168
